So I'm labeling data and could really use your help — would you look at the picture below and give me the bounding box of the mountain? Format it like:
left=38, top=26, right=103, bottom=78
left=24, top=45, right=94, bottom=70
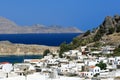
left=70, top=14, right=120, bottom=48
left=0, top=17, right=82, bottom=34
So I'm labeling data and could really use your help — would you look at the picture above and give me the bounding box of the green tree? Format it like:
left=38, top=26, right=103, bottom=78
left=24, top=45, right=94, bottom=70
left=94, top=32, right=102, bottom=41
left=59, top=42, right=73, bottom=58
left=59, top=42, right=68, bottom=58
left=43, top=49, right=51, bottom=57
left=96, top=61, right=107, bottom=70
left=72, top=38, right=80, bottom=48
left=93, top=42, right=102, bottom=47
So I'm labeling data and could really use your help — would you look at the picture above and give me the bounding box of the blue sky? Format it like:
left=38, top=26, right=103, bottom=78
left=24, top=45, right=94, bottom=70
left=0, top=0, right=120, bottom=31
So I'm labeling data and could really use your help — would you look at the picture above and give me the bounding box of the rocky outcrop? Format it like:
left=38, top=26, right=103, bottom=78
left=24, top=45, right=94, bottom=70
left=0, top=17, right=82, bottom=34
left=102, top=14, right=120, bottom=32
left=0, top=41, right=59, bottom=55
left=75, top=14, right=120, bottom=47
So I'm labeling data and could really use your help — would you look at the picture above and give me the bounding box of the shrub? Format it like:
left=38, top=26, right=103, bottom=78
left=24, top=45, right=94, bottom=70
left=96, top=61, right=107, bottom=70
left=83, top=30, right=90, bottom=37
left=43, top=49, right=51, bottom=57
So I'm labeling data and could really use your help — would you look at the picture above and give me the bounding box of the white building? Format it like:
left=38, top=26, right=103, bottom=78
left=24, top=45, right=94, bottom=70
left=14, top=63, right=35, bottom=75
left=108, top=57, right=115, bottom=64
left=89, top=66, right=100, bottom=75
left=64, top=50, right=82, bottom=57
left=47, top=59, right=59, bottom=67
left=102, top=46, right=115, bottom=54
left=69, top=50, right=82, bottom=56
left=0, top=62, right=13, bottom=78
left=85, top=60, right=97, bottom=66
left=78, top=72, right=93, bottom=78
left=115, top=57, right=120, bottom=62
left=91, top=51, right=102, bottom=54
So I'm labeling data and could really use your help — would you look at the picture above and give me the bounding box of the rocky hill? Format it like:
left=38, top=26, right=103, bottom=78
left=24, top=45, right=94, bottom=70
left=71, top=14, right=120, bottom=47
left=0, top=17, right=82, bottom=34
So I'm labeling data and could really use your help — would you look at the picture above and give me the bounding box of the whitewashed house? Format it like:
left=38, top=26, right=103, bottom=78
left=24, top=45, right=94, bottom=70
left=24, top=59, right=40, bottom=65
left=0, top=62, right=13, bottom=78
left=0, top=62, right=12, bottom=69
left=114, top=57, right=120, bottom=69
left=116, top=61, right=120, bottom=65
left=57, top=65, right=69, bottom=75
left=47, top=59, right=59, bottom=67
left=14, top=63, right=35, bottom=75
left=115, top=57, right=120, bottom=62
left=58, top=64, right=78, bottom=76
left=78, top=72, right=93, bottom=78
left=0, top=62, right=13, bottom=73
left=89, top=66, right=100, bottom=75
left=85, top=60, right=97, bottom=66
left=102, top=46, right=115, bottom=54
left=64, top=52, right=70, bottom=56
left=98, top=57, right=108, bottom=64
left=75, top=63, right=85, bottom=72
left=69, top=50, right=82, bottom=56
left=91, top=51, right=102, bottom=55
left=44, top=54, right=53, bottom=60
left=108, top=57, right=115, bottom=65
left=77, top=56, right=83, bottom=60
left=64, top=50, right=82, bottom=58
left=58, top=58, right=69, bottom=64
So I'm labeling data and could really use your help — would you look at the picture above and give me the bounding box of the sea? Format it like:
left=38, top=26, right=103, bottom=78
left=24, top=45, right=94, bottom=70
left=0, top=33, right=80, bottom=63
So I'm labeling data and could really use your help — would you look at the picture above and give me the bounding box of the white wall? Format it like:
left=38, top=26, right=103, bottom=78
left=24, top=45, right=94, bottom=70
left=0, top=76, right=25, bottom=80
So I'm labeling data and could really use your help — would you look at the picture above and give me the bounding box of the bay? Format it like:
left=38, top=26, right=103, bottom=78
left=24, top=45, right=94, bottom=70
left=0, top=33, right=80, bottom=46
left=0, top=33, right=80, bottom=63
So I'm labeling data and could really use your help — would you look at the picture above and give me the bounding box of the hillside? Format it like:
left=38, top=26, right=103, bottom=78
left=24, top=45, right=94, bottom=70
left=58, top=14, right=120, bottom=57
left=71, top=14, right=120, bottom=48
left=0, top=17, right=82, bottom=34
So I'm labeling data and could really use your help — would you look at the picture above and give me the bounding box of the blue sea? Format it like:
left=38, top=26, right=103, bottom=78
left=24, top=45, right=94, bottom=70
left=0, top=33, right=80, bottom=46
left=0, top=55, right=42, bottom=63
left=0, top=33, right=80, bottom=63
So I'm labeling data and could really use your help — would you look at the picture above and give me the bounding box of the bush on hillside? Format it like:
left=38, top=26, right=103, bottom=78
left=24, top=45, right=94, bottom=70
left=43, top=49, right=51, bottom=57
left=59, top=42, right=74, bottom=58
left=83, top=30, right=91, bottom=37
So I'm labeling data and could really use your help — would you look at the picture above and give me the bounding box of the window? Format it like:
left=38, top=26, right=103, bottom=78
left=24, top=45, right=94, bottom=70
left=95, top=70, right=96, bottom=72
left=98, top=70, right=99, bottom=72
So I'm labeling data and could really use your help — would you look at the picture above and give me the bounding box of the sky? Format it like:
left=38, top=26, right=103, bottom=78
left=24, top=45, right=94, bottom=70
left=0, top=0, right=120, bottom=31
